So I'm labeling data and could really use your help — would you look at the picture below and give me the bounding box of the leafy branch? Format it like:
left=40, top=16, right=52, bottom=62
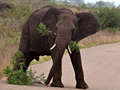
left=69, top=41, right=79, bottom=52
left=37, top=22, right=51, bottom=37
left=3, top=50, right=46, bottom=85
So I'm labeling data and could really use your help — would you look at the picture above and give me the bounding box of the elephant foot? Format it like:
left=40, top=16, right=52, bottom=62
left=51, top=81, right=64, bottom=87
left=76, top=81, right=89, bottom=89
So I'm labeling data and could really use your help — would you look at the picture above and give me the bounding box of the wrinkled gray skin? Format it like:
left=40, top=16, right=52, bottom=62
left=13, top=6, right=99, bottom=89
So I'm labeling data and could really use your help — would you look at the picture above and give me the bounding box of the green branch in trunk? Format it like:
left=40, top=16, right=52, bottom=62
left=69, top=41, right=79, bottom=52
left=37, top=22, right=51, bottom=37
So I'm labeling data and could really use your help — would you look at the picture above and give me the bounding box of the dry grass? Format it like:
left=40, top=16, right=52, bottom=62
left=79, top=30, right=120, bottom=47
left=0, top=17, right=22, bottom=49
left=0, top=44, right=18, bottom=78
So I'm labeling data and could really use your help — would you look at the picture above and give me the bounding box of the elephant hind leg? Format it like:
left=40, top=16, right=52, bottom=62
left=24, top=51, right=39, bottom=71
left=13, top=51, right=39, bottom=71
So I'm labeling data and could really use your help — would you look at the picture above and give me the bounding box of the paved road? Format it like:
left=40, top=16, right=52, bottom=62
left=0, top=43, right=120, bottom=90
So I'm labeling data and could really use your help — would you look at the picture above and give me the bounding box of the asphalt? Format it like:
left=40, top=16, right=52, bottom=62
left=0, top=43, right=120, bottom=90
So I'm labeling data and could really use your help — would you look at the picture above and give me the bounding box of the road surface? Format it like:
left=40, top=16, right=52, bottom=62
left=0, top=43, right=120, bottom=90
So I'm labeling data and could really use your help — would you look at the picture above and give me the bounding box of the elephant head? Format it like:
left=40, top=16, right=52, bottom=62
left=40, top=7, right=99, bottom=85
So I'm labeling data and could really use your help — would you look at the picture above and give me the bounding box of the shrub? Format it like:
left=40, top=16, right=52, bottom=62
left=105, top=27, right=118, bottom=32
left=94, top=7, right=120, bottom=30
left=3, top=0, right=34, bottom=19
left=3, top=50, right=46, bottom=85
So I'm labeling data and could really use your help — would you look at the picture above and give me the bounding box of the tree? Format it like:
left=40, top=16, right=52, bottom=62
left=105, top=2, right=115, bottom=8
left=117, top=5, right=120, bottom=9
left=94, top=1, right=105, bottom=9
left=94, top=7, right=120, bottom=29
left=86, top=3, right=93, bottom=7
left=94, top=0, right=115, bottom=8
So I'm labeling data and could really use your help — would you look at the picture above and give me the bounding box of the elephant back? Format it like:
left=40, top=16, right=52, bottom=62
left=19, top=6, right=54, bottom=54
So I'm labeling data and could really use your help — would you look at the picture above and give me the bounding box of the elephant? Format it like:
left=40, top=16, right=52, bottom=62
left=13, top=6, right=99, bottom=89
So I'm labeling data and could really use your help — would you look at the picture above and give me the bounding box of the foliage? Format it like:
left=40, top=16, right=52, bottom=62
left=11, top=50, right=25, bottom=67
left=3, top=50, right=46, bottom=85
left=104, top=27, right=119, bottom=32
left=93, top=1, right=115, bottom=8
left=37, top=22, right=51, bottom=37
left=3, top=0, right=34, bottom=19
left=94, top=7, right=120, bottom=30
left=69, top=41, right=79, bottom=52
left=35, top=73, right=46, bottom=84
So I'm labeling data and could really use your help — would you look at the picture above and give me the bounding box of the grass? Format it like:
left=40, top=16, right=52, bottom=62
left=30, top=56, right=51, bottom=66
left=79, top=30, right=120, bottom=48
left=0, top=44, right=18, bottom=79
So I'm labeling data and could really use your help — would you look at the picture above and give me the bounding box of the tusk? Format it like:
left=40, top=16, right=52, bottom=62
left=68, top=46, right=72, bottom=54
left=50, top=43, right=56, bottom=50
left=71, top=10, right=75, bottom=15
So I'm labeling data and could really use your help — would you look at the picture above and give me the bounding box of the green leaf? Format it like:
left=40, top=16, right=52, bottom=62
left=4, top=50, right=46, bottom=85
left=69, top=41, right=79, bottom=52
left=37, top=22, right=51, bottom=37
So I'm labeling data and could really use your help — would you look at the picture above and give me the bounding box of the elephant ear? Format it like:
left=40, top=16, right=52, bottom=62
left=73, top=12, right=99, bottom=41
left=41, top=7, right=61, bottom=32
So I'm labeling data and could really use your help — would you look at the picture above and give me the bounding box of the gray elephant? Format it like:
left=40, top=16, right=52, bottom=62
left=13, top=6, right=99, bottom=89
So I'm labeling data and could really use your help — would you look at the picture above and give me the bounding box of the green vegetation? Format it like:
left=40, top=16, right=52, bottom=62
left=94, top=7, right=120, bottom=30
left=30, top=56, right=51, bottom=66
left=3, top=1, right=34, bottom=20
left=37, top=22, right=51, bottom=37
left=4, top=66, right=35, bottom=85
left=80, top=40, right=120, bottom=49
left=3, top=50, right=46, bottom=85
left=105, top=27, right=119, bottom=32
left=69, top=41, right=79, bottom=52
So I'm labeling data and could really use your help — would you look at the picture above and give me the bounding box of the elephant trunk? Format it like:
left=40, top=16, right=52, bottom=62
left=46, top=33, right=71, bottom=85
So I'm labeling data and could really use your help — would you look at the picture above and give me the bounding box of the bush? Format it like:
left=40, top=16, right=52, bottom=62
left=105, top=27, right=118, bottom=32
left=3, top=0, right=34, bottom=19
left=94, top=7, right=120, bottom=30
left=3, top=50, right=46, bottom=85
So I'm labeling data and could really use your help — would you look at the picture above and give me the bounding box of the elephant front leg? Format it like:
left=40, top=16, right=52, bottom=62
left=50, top=63, right=64, bottom=87
left=68, top=49, right=88, bottom=89
left=50, top=51, right=64, bottom=87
